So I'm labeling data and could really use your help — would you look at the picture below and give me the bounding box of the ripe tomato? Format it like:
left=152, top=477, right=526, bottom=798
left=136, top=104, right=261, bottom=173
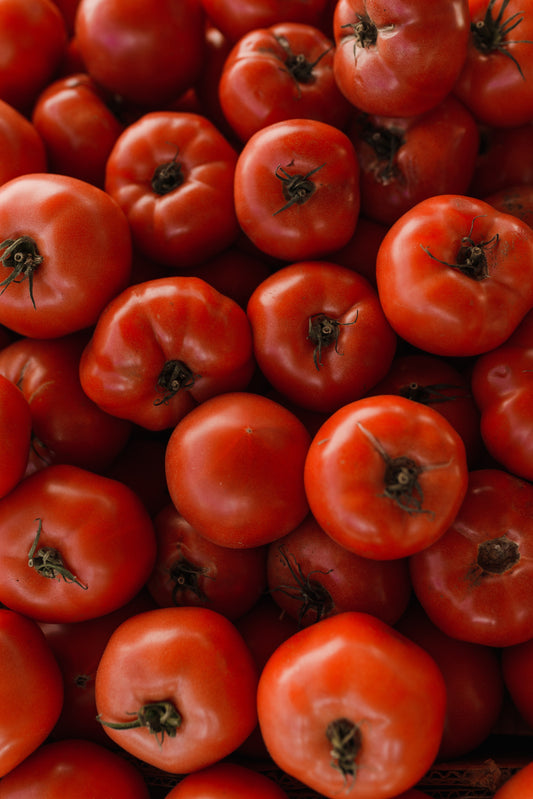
left=0, top=374, right=31, bottom=499
left=0, top=99, right=47, bottom=186
left=0, top=464, right=157, bottom=623
left=468, top=123, right=533, bottom=198
left=0, top=609, right=63, bottom=777
left=95, top=606, right=259, bottom=773
left=484, top=183, right=533, bottom=229
left=247, top=260, right=396, bottom=414
left=199, top=0, right=329, bottom=42
left=257, top=611, right=446, bottom=799
left=502, top=637, right=533, bottom=732
left=234, top=118, right=360, bottom=261
left=492, top=762, right=533, bottom=798
left=333, top=0, right=470, bottom=117
left=304, top=394, right=468, bottom=560
left=409, top=469, right=533, bottom=647
left=164, top=762, right=291, bottom=798
left=375, top=194, right=533, bottom=357
left=0, top=173, right=131, bottom=339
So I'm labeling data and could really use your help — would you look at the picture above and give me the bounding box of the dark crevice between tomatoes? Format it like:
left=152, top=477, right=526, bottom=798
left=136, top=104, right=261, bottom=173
left=359, top=115, right=404, bottom=184
left=265, top=35, right=332, bottom=98
left=168, top=555, right=210, bottom=605
left=307, top=311, right=358, bottom=370
left=471, top=0, right=532, bottom=80
left=273, top=162, right=325, bottom=215
left=0, top=235, right=42, bottom=309
left=326, top=717, right=362, bottom=786
left=154, top=359, right=196, bottom=406
left=151, top=148, right=185, bottom=195
left=270, top=546, right=334, bottom=626
left=399, top=382, right=469, bottom=405
left=27, top=518, right=88, bottom=589
left=341, top=13, right=378, bottom=50
left=469, top=535, right=520, bottom=583
left=98, top=700, right=182, bottom=746
left=420, top=216, right=499, bottom=281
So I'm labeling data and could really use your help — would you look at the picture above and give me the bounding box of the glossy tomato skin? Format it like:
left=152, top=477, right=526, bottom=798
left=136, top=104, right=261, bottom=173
left=79, top=276, right=255, bottom=431
left=0, top=99, right=47, bottom=186
left=0, top=609, right=63, bottom=778
left=376, top=194, right=533, bottom=357
left=75, top=0, right=205, bottom=107
left=257, top=611, right=446, bottom=799
left=0, top=173, right=132, bottom=339
left=0, top=464, right=157, bottom=623
left=200, top=0, right=329, bottom=42
left=0, top=738, right=150, bottom=798
left=304, top=395, right=468, bottom=560
left=0, top=374, right=31, bottom=499
left=95, top=606, right=259, bottom=773
left=165, top=392, right=311, bottom=548
left=333, top=0, right=470, bottom=117
left=234, top=118, right=360, bottom=261
left=105, top=111, right=240, bottom=269
left=247, top=261, right=396, bottom=414
left=165, top=762, right=290, bottom=798
left=219, top=22, right=351, bottom=142
left=410, top=469, right=533, bottom=648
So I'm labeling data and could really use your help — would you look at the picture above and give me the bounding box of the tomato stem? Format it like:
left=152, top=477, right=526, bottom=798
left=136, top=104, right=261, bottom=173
left=472, top=0, right=531, bottom=80
left=151, top=148, right=185, bottom=195
left=27, top=518, right=88, bottom=589
left=341, top=13, right=378, bottom=50
left=326, top=717, right=361, bottom=785
left=358, top=115, right=404, bottom=183
left=98, top=700, right=182, bottom=745
left=0, top=235, right=42, bottom=309
left=264, top=34, right=332, bottom=99
left=420, top=215, right=499, bottom=281
left=398, top=382, right=469, bottom=405
left=307, top=311, right=358, bottom=370
left=475, top=535, right=520, bottom=576
left=270, top=546, right=334, bottom=626
left=169, top=555, right=210, bottom=604
left=154, top=359, right=196, bottom=405
left=273, top=163, right=325, bottom=215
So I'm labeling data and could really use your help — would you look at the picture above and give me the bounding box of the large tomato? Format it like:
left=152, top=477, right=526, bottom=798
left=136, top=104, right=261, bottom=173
left=257, top=611, right=446, bottom=799
left=492, top=762, right=533, bottom=798
left=0, top=374, right=31, bottom=499
left=199, top=0, right=329, bottom=42
left=164, top=762, right=290, bottom=799
left=0, top=99, right=47, bottom=186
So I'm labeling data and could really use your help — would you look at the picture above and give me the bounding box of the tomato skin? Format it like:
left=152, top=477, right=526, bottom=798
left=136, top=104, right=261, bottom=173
left=502, top=637, right=533, bottom=731
left=79, top=276, right=255, bottom=431
left=409, top=469, right=533, bottom=648
left=0, top=99, right=47, bottom=186
left=468, top=124, right=533, bottom=198
left=234, top=118, right=360, bottom=262
left=95, top=606, right=259, bottom=773
left=165, top=392, right=311, bottom=548
left=0, top=738, right=151, bottom=798
left=165, top=762, right=291, bottom=798
left=333, top=0, right=470, bottom=117
left=199, top=0, right=329, bottom=42
left=492, top=762, right=533, bottom=798
left=485, top=184, right=533, bottom=229
left=257, top=611, right=446, bottom=799
left=0, top=609, right=63, bottom=778
left=0, top=374, right=31, bottom=499
left=375, top=194, right=533, bottom=357
left=0, top=464, right=157, bottom=623
left=304, top=395, right=468, bottom=560
left=247, top=261, right=396, bottom=414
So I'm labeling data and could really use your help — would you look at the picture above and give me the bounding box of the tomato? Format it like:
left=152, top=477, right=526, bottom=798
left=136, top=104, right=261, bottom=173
left=145, top=503, right=268, bottom=620
left=0, top=609, right=63, bottom=777
left=199, top=0, right=329, bottom=42
left=502, top=637, right=533, bottom=732
left=375, top=194, right=533, bottom=357
left=0, top=464, right=157, bottom=623
left=0, top=173, right=132, bottom=339
left=164, top=762, right=291, bottom=799
left=0, top=374, right=31, bottom=499
left=267, top=513, right=412, bottom=627
left=454, top=0, right=533, bottom=128
left=257, top=611, right=446, bottom=799
left=74, top=0, right=206, bottom=108
left=105, top=111, right=240, bottom=269
left=95, top=606, right=258, bottom=773
left=468, top=123, right=533, bottom=198
left=409, top=469, right=533, bottom=648
left=0, top=99, right=47, bottom=186
left=323, top=214, right=388, bottom=289
left=484, top=183, right=533, bottom=229
left=0, top=738, right=151, bottom=798
left=79, top=276, right=255, bottom=431
left=247, top=261, right=396, bottom=414
left=0, top=332, right=132, bottom=475
left=348, top=96, right=480, bottom=226
left=333, top=0, right=470, bottom=117
left=218, top=22, right=351, bottom=142
left=304, top=394, right=468, bottom=560
left=234, top=118, right=360, bottom=261
left=492, top=762, right=533, bottom=798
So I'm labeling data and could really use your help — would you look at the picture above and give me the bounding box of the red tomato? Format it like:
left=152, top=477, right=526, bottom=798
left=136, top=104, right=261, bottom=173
left=492, top=762, right=533, bottom=798
left=0, top=609, right=63, bottom=777
left=0, top=99, right=47, bottom=186
left=218, top=22, right=351, bottom=142
left=105, top=111, right=240, bottom=269
left=468, top=124, right=533, bottom=198
left=79, top=276, right=255, bottom=431
left=304, top=394, right=468, bottom=560
left=234, top=118, right=360, bottom=261
left=484, top=183, right=533, bottom=229
left=409, top=469, right=533, bottom=647
left=454, top=0, right=533, bottom=128
left=165, top=392, right=311, bottom=548
left=502, top=637, right=533, bottom=732
left=333, top=0, right=470, bottom=117
left=95, top=606, right=259, bottom=773
left=0, top=464, right=157, bottom=623
left=247, top=261, right=396, bottom=414
left=0, top=173, right=131, bottom=339
left=199, top=0, right=329, bottom=42
left=375, top=194, right=533, bottom=357
left=164, top=762, right=291, bottom=799
left=0, top=738, right=150, bottom=798
left=257, top=611, right=446, bottom=799
left=74, top=0, right=206, bottom=108
left=322, top=214, right=388, bottom=289
left=0, top=374, right=31, bottom=499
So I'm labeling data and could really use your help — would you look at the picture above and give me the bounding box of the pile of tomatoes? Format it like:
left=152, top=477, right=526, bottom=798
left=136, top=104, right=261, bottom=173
left=2, top=0, right=533, bottom=797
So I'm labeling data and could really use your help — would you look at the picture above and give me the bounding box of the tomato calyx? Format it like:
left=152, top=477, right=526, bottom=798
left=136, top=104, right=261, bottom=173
left=0, top=235, right=42, bottom=309
left=470, top=535, right=520, bottom=582
left=151, top=148, right=185, bottom=195
left=421, top=217, right=499, bottom=281
left=270, top=546, right=334, bottom=626
left=341, top=13, right=378, bottom=50
left=267, top=35, right=332, bottom=97
left=27, top=518, right=88, bottom=589
left=168, top=555, right=210, bottom=604
left=154, top=359, right=196, bottom=406
left=273, top=162, right=325, bottom=215
left=307, top=311, right=358, bottom=370
left=399, top=382, right=467, bottom=405
left=471, top=0, right=532, bottom=80
left=326, top=717, right=361, bottom=786
left=359, top=116, right=404, bottom=183
left=98, top=700, right=182, bottom=745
